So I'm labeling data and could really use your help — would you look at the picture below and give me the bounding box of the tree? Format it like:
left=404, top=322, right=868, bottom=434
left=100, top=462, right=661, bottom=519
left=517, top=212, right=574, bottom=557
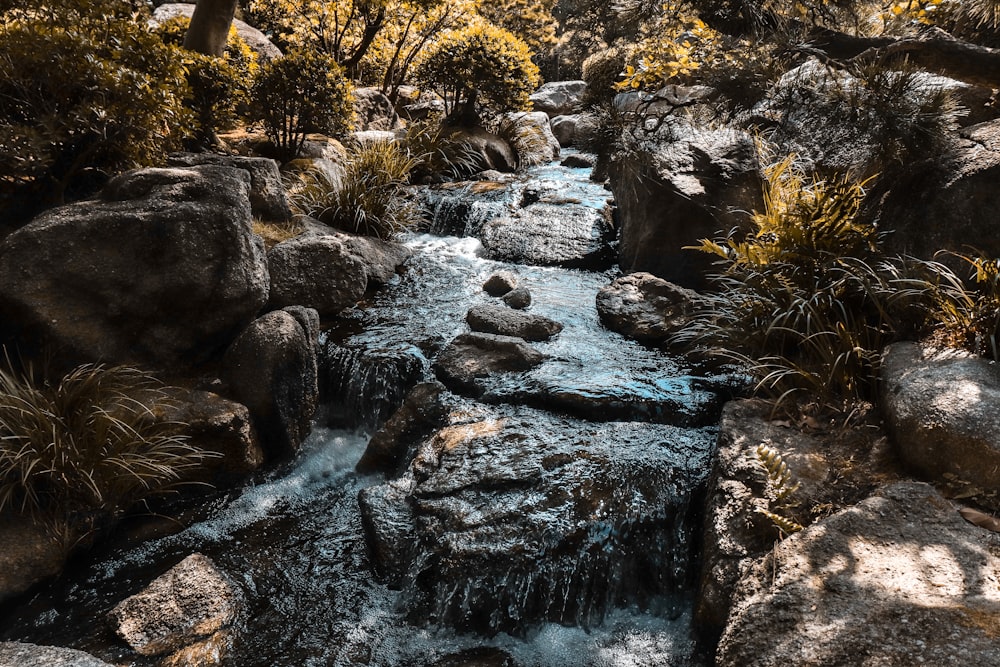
left=184, top=0, right=240, bottom=56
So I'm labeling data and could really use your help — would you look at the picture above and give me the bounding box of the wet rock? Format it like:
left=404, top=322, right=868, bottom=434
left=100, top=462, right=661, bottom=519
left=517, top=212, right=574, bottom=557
left=444, top=126, right=517, bottom=173
left=426, top=647, right=519, bottom=667
left=359, top=406, right=717, bottom=634
left=158, top=631, right=230, bottom=667
left=353, top=87, right=404, bottom=132
left=608, top=119, right=761, bottom=287
left=110, top=553, right=239, bottom=657
left=167, top=153, right=291, bottom=221
left=530, top=80, right=587, bottom=117
left=551, top=114, right=580, bottom=147
left=501, top=287, right=531, bottom=309
left=151, top=4, right=282, bottom=60
left=0, top=642, right=114, bottom=667
left=561, top=152, right=596, bottom=169
left=881, top=342, right=1000, bottom=509
left=0, top=515, right=65, bottom=605
left=596, top=273, right=700, bottom=344
left=0, top=165, right=269, bottom=367
left=483, top=271, right=518, bottom=296
left=478, top=204, right=614, bottom=269
left=267, top=235, right=367, bottom=315
left=433, top=333, right=546, bottom=397
left=466, top=303, right=563, bottom=341
left=505, top=111, right=560, bottom=164
left=716, top=481, right=1000, bottom=667
left=334, top=230, right=411, bottom=286
left=356, top=382, right=452, bottom=475
left=223, top=308, right=319, bottom=457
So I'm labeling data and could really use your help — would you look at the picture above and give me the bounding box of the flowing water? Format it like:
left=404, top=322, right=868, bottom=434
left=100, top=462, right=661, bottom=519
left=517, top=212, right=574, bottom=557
left=0, top=154, right=723, bottom=666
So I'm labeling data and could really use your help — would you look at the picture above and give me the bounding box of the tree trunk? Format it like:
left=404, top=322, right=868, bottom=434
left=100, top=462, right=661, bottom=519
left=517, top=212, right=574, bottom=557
left=183, top=0, right=239, bottom=57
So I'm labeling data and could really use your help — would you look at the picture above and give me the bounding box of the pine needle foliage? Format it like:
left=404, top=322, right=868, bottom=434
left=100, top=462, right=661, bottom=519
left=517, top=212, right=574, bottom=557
left=0, top=361, right=210, bottom=530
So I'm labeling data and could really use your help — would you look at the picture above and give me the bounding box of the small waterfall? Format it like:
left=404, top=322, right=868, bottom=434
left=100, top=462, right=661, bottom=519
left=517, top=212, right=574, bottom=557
left=318, top=340, right=425, bottom=429
left=416, top=182, right=516, bottom=237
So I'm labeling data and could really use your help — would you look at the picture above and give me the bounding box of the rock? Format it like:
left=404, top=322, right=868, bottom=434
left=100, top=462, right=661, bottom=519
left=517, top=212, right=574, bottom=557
left=353, top=87, right=404, bottom=132
left=426, top=647, right=519, bottom=667
left=483, top=271, right=518, bottom=296
left=505, top=111, right=560, bottom=164
left=560, top=152, right=596, bottom=169
left=267, top=235, right=367, bottom=315
left=880, top=342, right=1000, bottom=508
left=110, top=553, right=239, bottom=657
left=444, top=126, right=517, bottom=173
left=501, top=287, right=531, bottom=309
left=223, top=308, right=319, bottom=457
left=358, top=405, right=717, bottom=634
left=613, top=85, right=714, bottom=118
left=356, top=382, right=452, bottom=475
left=608, top=120, right=761, bottom=287
left=395, top=86, right=446, bottom=122
left=530, top=80, right=587, bottom=117
left=695, top=400, right=900, bottom=636
left=297, top=138, right=347, bottom=161
left=478, top=205, right=614, bottom=269
left=150, top=4, right=282, bottom=60
left=0, top=642, right=114, bottom=667
left=0, top=515, right=66, bottom=605
left=352, top=130, right=400, bottom=146
left=716, top=481, right=1000, bottom=667
left=167, top=153, right=291, bottom=222
left=596, top=273, right=700, bottom=344
left=466, top=303, right=563, bottom=341
left=860, top=119, right=1000, bottom=264
left=332, top=229, right=411, bottom=286
left=551, top=115, right=580, bottom=147
left=433, top=332, right=546, bottom=397
left=0, top=165, right=269, bottom=367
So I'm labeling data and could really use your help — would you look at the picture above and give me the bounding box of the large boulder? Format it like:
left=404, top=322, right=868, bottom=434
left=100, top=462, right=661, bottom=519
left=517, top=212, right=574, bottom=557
left=465, top=304, right=563, bottom=341
left=151, top=4, right=282, bottom=60
left=529, top=80, right=587, bottom=117
left=110, top=553, right=240, bottom=658
left=0, top=166, right=269, bottom=367
left=0, top=515, right=66, bottom=606
left=504, top=111, right=560, bottom=164
left=596, top=272, right=701, bottom=345
left=356, top=381, right=452, bottom=475
left=716, top=481, right=1000, bottom=667
left=0, top=643, right=114, bottom=667
left=608, top=121, right=761, bottom=287
left=433, top=332, right=546, bottom=397
left=444, top=126, right=517, bottom=173
left=860, top=119, right=1000, bottom=263
left=353, top=87, right=404, bottom=131
left=880, top=342, right=1000, bottom=508
left=223, top=308, right=319, bottom=457
left=550, top=114, right=580, bottom=147
left=167, top=153, right=291, bottom=222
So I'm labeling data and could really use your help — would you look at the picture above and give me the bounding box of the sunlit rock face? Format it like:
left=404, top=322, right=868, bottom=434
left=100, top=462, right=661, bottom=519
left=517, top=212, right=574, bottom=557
left=359, top=405, right=716, bottom=636
left=716, top=481, right=1000, bottom=667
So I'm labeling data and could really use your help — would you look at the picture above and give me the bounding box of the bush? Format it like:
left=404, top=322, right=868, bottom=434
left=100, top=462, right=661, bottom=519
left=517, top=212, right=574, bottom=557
left=0, top=362, right=211, bottom=534
left=292, top=139, right=419, bottom=239
left=248, top=49, right=355, bottom=161
left=403, top=118, right=481, bottom=182
left=415, top=23, right=540, bottom=122
left=0, top=6, right=191, bottom=211
left=582, top=47, right=627, bottom=107
left=155, top=16, right=259, bottom=143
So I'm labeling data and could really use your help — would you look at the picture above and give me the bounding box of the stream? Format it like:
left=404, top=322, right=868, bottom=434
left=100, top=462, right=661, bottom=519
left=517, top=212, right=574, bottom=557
left=0, top=154, right=726, bottom=666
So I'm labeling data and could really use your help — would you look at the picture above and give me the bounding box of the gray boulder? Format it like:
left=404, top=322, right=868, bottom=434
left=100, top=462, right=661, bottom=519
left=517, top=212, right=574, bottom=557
left=433, top=332, right=546, bottom=397
left=0, top=166, right=269, bottom=366
left=501, top=287, right=531, bottom=309
left=596, top=272, right=700, bottom=344
left=223, top=308, right=319, bottom=457
left=110, top=553, right=239, bottom=657
left=0, top=643, right=114, bottom=667
left=150, top=4, right=282, bottom=60
left=466, top=303, right=563, bottom=341
left=353, top=87, right=404, bottom=131
left=716, top=481, right=1000, bottom=667
left=356, top=382, right=452, bottom=475
left=560, top=152, right=596, bottom=169
left=530, top=80, right=587, bottom=117
left=0, top=515, right=66, bottom=606
left=608, top=120, right=761, bottom=287
left=881, top=342, right=1000, bottom=508
left=444, top=126, right=517, bottom=173
left=483, top=271, right=518, bottom=296
left=550, top=114, right=580, bottom=147
left=504, top=111, right=560, bottom=164
left=167, top=153, right=291, bottom=221
left=267, top=236, right=367, bottom=315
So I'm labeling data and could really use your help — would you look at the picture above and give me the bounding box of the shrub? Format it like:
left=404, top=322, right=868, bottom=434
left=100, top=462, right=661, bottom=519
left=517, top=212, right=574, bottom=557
left=292, top=139, right=419, bottom=239
left=155, top=16, right=259, bottom=143
left=0, top=361, right=211, bottom=534
left=582, top=47, right=627, bottom=107
left=248, top=49, right=355, bottom=161
left=0, top=5, right=191, bottom=211
left=403, top=118, right=481, bottom=182
left=415, top=23, right=540, bottom=122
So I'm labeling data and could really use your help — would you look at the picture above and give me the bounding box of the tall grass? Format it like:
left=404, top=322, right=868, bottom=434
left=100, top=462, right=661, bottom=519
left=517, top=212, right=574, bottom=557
left=0, top=361, right=210, bottom=533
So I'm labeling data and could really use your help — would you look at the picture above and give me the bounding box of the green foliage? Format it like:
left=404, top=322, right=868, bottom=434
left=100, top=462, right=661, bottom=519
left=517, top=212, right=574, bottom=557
left=676, top=154, right=936, bottom=410
left=292, top=139, right=419, bottom=238
left=415, top=23, right=540, bottom=120
left=155, top=16, right=259, bottom=142
left=0, top=361, right=211, bottom=533
left=0, top=3, right=191, bottom=208
left=248, top=48, right=355, bottom=161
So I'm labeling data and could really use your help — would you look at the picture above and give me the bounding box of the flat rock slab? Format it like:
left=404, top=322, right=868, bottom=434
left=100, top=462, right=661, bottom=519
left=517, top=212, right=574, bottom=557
left=596, top=272, right=700, bottom=344
left=717, top=481, right=1000, bottom=667
left=0, top=642, right=114, bottom=667
left=110, top=553, right=239, bottom=656
left=466, top=303, right=563, bottom=341
left=478, top=203, right=614, bottom=269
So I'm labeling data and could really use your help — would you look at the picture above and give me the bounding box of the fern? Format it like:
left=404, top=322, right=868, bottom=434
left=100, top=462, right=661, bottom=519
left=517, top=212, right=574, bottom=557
left=756, top=442, right=800, bottom=504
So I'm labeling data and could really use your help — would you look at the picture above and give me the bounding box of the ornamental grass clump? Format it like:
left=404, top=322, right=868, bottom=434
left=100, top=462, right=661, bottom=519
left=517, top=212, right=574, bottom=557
left=0, top=361, right=210, bottom=534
